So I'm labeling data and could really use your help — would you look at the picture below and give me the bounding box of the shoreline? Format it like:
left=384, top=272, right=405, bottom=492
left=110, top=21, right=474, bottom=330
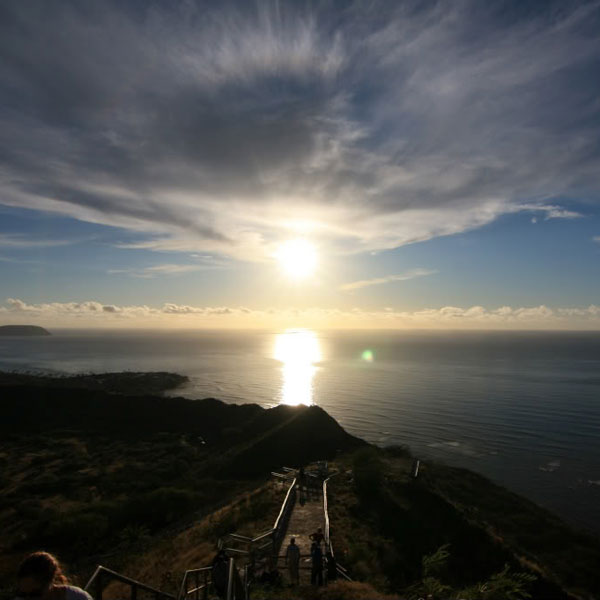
left=1, top=373, right=599, bottom=597
left=0, top=369, right=596, bottom=536
left=1, top=368, right=599, bottom=537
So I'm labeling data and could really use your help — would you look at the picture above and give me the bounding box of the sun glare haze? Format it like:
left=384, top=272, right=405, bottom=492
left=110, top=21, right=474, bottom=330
left=273, top=329, right=321, bottom=406
left=2, top=3, right=600, bottom=597
left=275, top=239, right=317, bottom=280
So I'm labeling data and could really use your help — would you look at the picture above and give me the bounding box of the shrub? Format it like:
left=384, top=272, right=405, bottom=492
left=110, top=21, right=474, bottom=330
left=43, top=511, right=109, bottom=549
left=20, top=473, right=61, bottom=495
left=352, top=448, right=384, bottom=501
left=384, top=445, right=412, bottom=458
left=16, top=499, right=43, bottom=520
left=116, top=487, right=201, bottom=530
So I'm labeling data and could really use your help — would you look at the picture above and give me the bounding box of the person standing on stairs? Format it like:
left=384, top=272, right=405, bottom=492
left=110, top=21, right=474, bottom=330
left=309, top=527, right=324, bottom=546
left=310, top=542, right=323, bottom=586
left=211, top=549, right=229, bottom=599
left=285, top=537, right=300, bottom=586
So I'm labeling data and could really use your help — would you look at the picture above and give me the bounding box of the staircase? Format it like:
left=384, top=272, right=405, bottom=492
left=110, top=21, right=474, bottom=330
left=85, top=462, right=350, bottom=600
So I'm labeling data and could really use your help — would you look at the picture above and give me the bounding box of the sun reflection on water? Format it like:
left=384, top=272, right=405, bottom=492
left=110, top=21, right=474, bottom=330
left=273, top=329, right=321, bottom=406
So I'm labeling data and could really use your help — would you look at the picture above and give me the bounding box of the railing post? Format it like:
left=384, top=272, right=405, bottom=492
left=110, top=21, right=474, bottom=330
left=194, top=571, right=199, bottom=600
left=203, top=570, right=208, bottom=600
left=95, top=571, right=103, bottom=600
left=226, top=558, right=235, bottom=600
left=131, top=584, right=137, bottom=600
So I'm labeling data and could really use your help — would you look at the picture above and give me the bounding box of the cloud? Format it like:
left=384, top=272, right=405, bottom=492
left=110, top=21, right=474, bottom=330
left=108, top=263, right=215, bottom=278
left=3, top=298, right=600, bottom=330
left=102, top=305, right=120, bottom=313
left=518, top=204, right=583, bottom=220
left=340, top=268, right=436, bottom=291
left=0, top=234, right=77, bottom=249
left=593, top=236, right=600, bottom=243
left=0, top=2, right=599, bottom=260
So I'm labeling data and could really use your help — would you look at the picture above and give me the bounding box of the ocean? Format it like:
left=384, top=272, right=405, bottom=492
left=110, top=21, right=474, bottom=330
left=1, top=328, right=599, bottom=534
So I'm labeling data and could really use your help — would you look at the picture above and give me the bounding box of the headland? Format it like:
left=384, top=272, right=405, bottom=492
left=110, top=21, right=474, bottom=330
left=0, top=325, right=51, bottom=336
left=0, top=371, right=598, bottom=600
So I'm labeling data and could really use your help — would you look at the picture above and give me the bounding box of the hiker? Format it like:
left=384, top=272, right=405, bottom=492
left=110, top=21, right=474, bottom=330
left=14, top=552, right=92, bottom=600
left=325, top=552, right=337, bottom=582
left=285, top=537, right=301, bottom=586
left=298, top=466, right=306, bottom=488
left=211, top=550, right=229, bottom=599
left=309, top=527, right=324, bottom=546
left=310, top=542, right=323, bottom=586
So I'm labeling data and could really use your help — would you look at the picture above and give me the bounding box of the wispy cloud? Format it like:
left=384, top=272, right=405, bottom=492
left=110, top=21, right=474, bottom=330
left=0, top=234, right=75, bottom=249
left=519, top=204, right=582, bottom=220
left=340, top=269, right=437, bottom=291
left=108, top=263, right=217, bottom=278
left=0, top=2, right=598, bottom=260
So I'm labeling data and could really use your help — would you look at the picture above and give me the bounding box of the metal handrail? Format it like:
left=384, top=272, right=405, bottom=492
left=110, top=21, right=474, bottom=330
left=273, top=477, right=296, bottom=532
left=177, top=567, right=212, bottom=600
left=226, top=558, right=235, bottom=600
left=271, top=477, right=296, bottom=559
left=227, top=533, right=253, bottom=542
left=249, top=529, right=274, bottom=543
left=85, top=565, right=176, bottom=600
left=322, top=474, right=352, bottom=583
left=323, top=477, right=332, bottom=557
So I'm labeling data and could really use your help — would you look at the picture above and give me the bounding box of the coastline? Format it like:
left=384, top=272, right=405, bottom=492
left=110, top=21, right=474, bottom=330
left=0, top=371, right=599, bottom=598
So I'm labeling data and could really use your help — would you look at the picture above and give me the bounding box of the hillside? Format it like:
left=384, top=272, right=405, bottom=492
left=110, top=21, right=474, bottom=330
left=1, top=374, right=599, bottom=600
left=326, top=448, right=600, bottom=600
left=0, top=379, right=364, bottom=597
left=0, top=371, right=188, bottom=396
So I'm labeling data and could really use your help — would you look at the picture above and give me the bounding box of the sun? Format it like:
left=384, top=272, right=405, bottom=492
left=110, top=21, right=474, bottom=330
left=275, top=239, right=317, bottom=279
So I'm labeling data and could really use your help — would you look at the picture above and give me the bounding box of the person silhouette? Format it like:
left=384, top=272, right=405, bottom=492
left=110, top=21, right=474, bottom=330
left=14, top=552, right=92, bottom=600
left=211, top=550, right=229, bottom=599
left=309, top=527, right=324, bottom=546
left=310, top=542, right=323, bottom=586
left=285, top=537, right=300, bottom=586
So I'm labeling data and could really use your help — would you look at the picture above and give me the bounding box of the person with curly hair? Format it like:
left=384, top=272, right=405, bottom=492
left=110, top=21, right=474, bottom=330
left=15, top=552, right=92, bottom=600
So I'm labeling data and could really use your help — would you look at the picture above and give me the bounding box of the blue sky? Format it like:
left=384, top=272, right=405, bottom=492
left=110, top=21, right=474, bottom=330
left=1, top=1, right=599, bottom=328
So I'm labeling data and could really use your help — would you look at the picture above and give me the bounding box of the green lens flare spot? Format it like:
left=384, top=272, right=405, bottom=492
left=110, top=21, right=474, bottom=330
left=361, top=349, right=374, bottom=362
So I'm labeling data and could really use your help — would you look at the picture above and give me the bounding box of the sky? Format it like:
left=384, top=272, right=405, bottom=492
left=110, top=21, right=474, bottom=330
left=1, top=0, right=599, bottom=329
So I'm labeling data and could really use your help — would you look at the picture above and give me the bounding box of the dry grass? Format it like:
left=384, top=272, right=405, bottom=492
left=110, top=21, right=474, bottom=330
left=102, top=482, right=286, bottom=598
left=250, top=581, right=402, bottom=600
left=314, top=581, right=402, bottom=600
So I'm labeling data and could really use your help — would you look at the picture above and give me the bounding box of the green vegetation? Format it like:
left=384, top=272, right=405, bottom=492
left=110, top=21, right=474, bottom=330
left=421, top=461, right=600, bottom=599
left=0, top=430, right=235, bottom=591
left=0, top=376, right=362, bottom=598
left=328, top=447, right=600, bottom=599
left=0, top=371, right=188, bottom=395
left=1, top=373, right=599, bottom=600
left=104, top=483, right=286, bottom=598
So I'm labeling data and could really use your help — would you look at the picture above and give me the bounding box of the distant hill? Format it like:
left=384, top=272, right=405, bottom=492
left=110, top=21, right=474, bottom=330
left=0, top=383, right=366, bottom=472
left=0, top=325, right=50, bottom=336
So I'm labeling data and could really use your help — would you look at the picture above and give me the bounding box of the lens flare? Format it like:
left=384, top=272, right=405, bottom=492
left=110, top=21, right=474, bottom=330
left=361, top=349, right=374, bottom=362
